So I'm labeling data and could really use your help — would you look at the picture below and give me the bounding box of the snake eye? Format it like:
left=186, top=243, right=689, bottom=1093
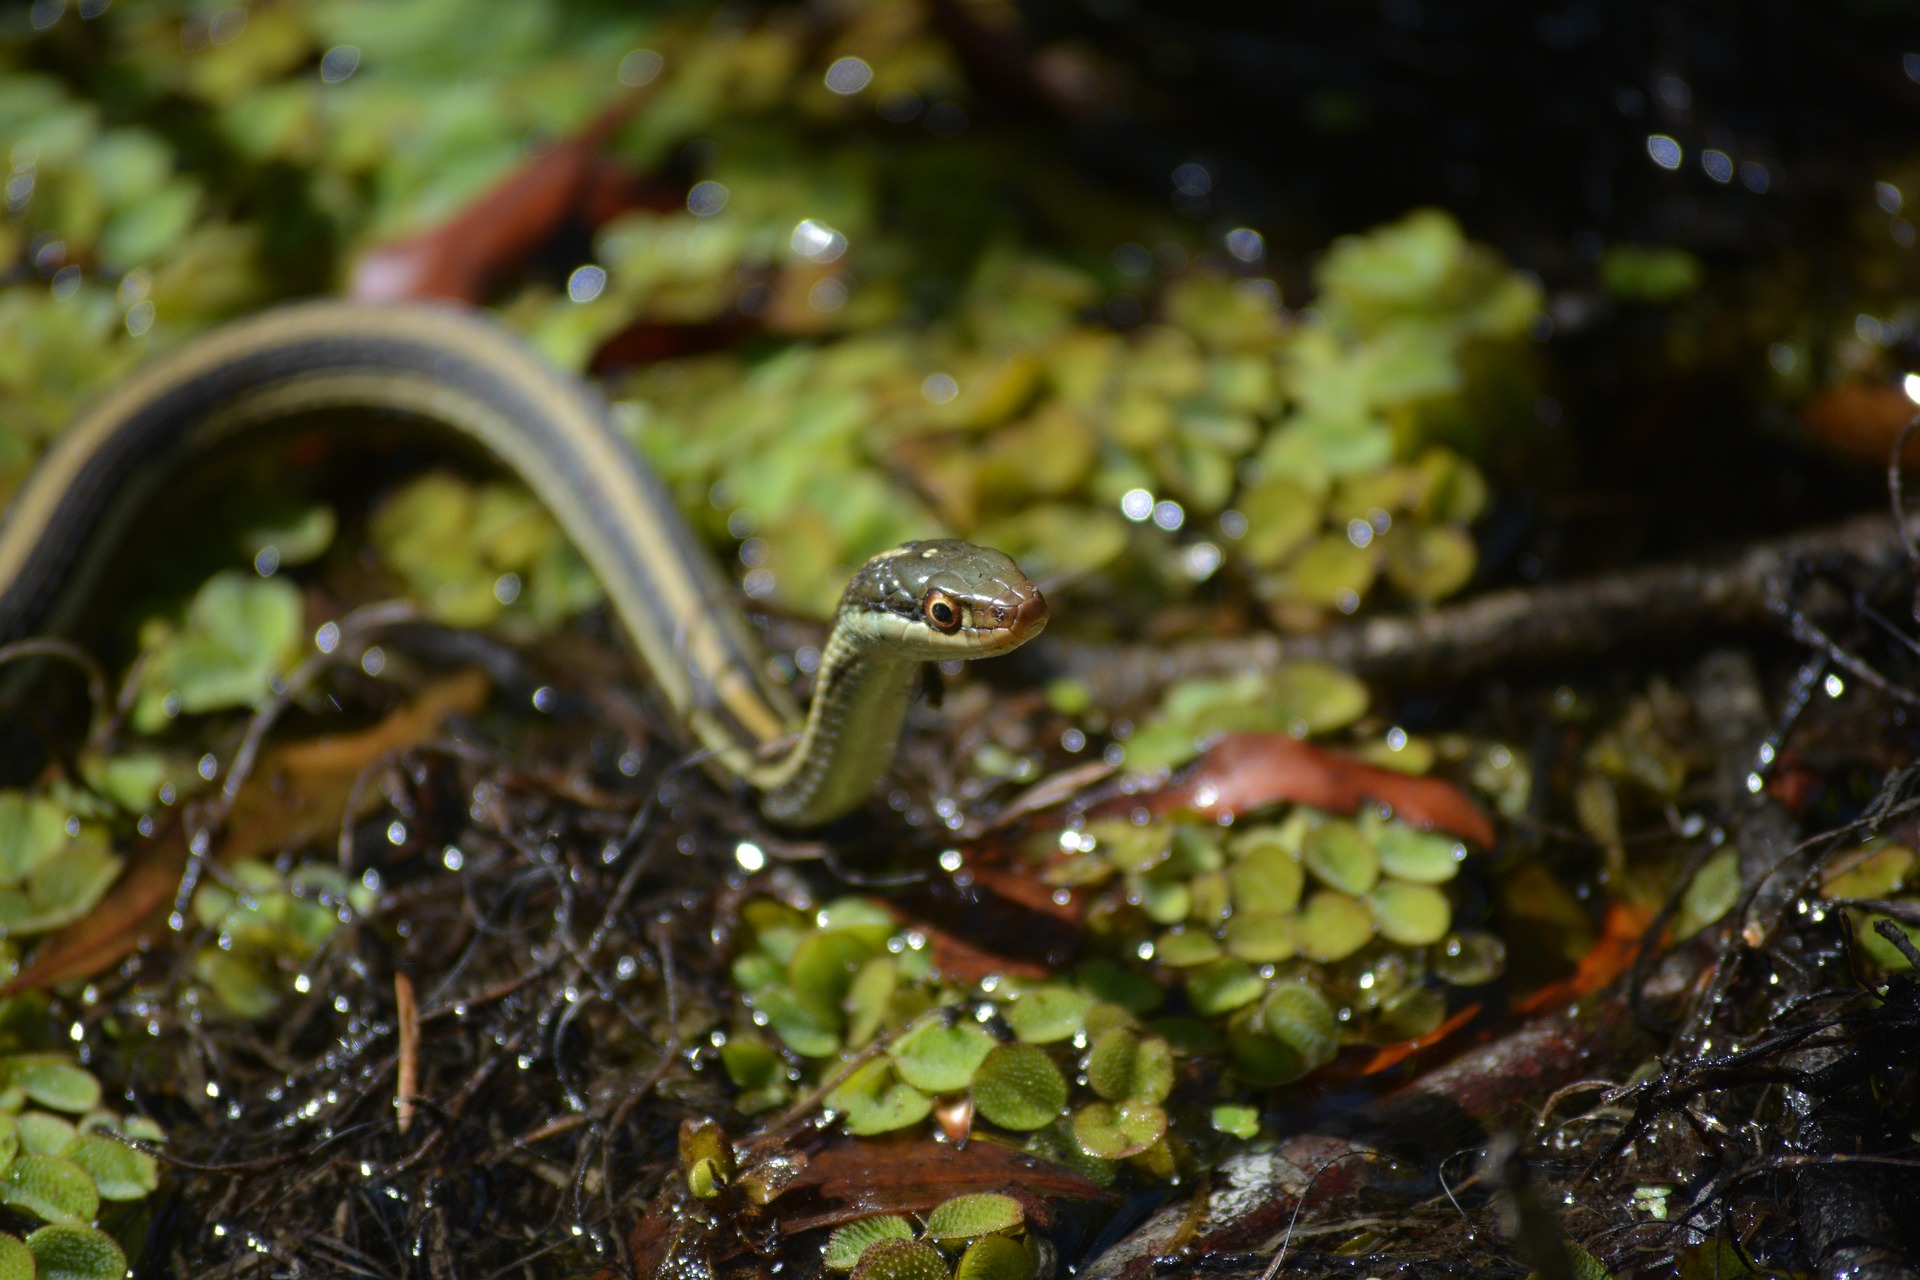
left=923, top=591, right=962, bottom=633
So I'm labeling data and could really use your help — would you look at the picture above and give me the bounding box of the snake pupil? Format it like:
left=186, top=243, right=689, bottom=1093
left=926, top=595, right=958, bottom=630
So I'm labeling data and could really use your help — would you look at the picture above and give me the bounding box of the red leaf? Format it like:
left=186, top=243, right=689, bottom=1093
left=1511, top=900, right=1652, bottom=1016
left=349, top=93, right=662, bottom=304
left=1356, top=1001, right=1483, bottom=1076
left=1114, top=732, right=1497, bottom=848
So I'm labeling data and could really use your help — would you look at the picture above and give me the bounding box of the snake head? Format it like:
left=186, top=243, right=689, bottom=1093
left=843, top=539, right=1048, bottom=660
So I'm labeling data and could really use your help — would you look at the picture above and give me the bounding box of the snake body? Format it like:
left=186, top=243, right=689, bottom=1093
left=0, top=301, right=1047, bottom=825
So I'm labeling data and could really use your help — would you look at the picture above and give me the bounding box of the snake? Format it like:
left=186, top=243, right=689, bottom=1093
left=0, top=301, right=1048, bottom=826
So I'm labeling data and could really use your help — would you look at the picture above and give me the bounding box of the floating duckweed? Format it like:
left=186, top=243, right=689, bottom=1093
left=1210, top=1104, right=1261, bottom=1140
left=1302, top=820, right=1379, bottom=896
left=1070, top=1100, right=1168, bottom=1161
left=1383, top=523, right=1477, bottom=601
left=826, top=1216, right=916, bottom=1270
left=17, top=1114, right=71, bottom=1157
left=1133, top=872, right=1191, bottom=925
left=1679, top=849, right=1743, bottom=935
left=1184, top=959, right=1265, bottom=1016
left=1220, top=911, right=1298, bottom=963
left=1084, top=1028, right=1174, bottom=1104
left=750, top=986, right=842, bottom=1060
left=972, top=1044, right=1068, bottom=1131
left=851, top=1238, right=950, bottom=1280
left=1123, top=664, right=1372, bottom=773
left=0, top=1060, right=98, bottom=1117
left=1820, top=844, right=1914, bottom=900
left=1227, top=845, right=1305, bottom=914
left=1855, top=914, right=1918, bottom=971
left=789, top=930, right=875, bottom=1011
left=24, top=1224, right=127, bottom=1280
left=953, top=1234, right=1032, bottom=1280
left=922, top=1192, right=1024, bottom=1245
left=1186, top=869, right=1232, bottom=924
left=827, top=1059, right=932, bottom=1136
left=1259, top=983, right=1340, bottom=1069
left=370, top=474, right=600, bottom=632
left=1004, top=986, right=1093, bottom=1044
left=717, top=1034, right=785, bottom=1113
left=1086, top=820, right=1172, bottom=875
left=1295, top=891, right=1376, bottom=961
left=1377, top=985, right=1449, bottom=1040
left=1432, top=931, right=1507, bottom=986
left=1366, top=880, right=1453, bottom=946
left=1223, top=1011, right=1312, bottom=1087
left=890, top=1019, right=996, bottom=1095
left=844, top=957, right=900, bottom=1048
left=1153, top=926, right=1223, bottom=968
left=0, top=1152, right=96, bottom=1227
left=131, top=571, right=305, bottom=732
left=1372, top=823, right=1465, bottom=884
left=0, top=803, right=120, bottom=938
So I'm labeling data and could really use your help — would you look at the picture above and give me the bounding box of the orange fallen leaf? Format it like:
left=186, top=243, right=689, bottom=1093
left=221, top=668, right=490, bottom=864
left=1800, top=379, right=1920, bottom=465
left=1357, top=1001, right=1483, bottom=1075
left=1120, top=732, right=1498, bottom=848
left=4, top=670, right=491, bottom=995
left=1512, top=899, right=1654, bottom=1017
left=349, top=93, right=665, bottom=304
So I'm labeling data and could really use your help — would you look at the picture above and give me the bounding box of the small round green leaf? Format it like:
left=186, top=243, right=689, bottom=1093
left=1084, top=1029, right=1174, bottom=1104
left=17, top=1113, right=73, bottom=1157
left=890, top=1020, right=997, bottom=1095
left=1070, top=1100, right=1167, bottom=1160
left=922, top=1192, right=1024, bottom=1245
left=972, top=1044, right=1068, bottom=1132
left=1005, top=986, right=1093, bottom=1045
left=1295, top=891, right=1375, bottom=962
left=27, top=1223, right=130, bottom=1280
left=825, top=1216, right=916, bottom=1270
left=1302, top=822, right=1379, bottom=896
left=1152, top=927, right=1221, bottom=968
left=1432, top=931, right=1507, bottom=986
left=1, top=1153, right=99, bottom=1225
left=720, top=1035, right=782, bottom=1091
left=843, top=956, right=899, bottom=1049
left=1221, top=910, right=1298, bottom=963
left=1373, top=825, right=1466, bottom=884
left=0, top=1233, right=29, bottom=1280
left=64, top=1133, right=157, bottom=1201
left=1184, top=959, right=1264, bottom=1016
left=828, top=1060, right=932, bottom=1136
left=755, top=986, right=843, bottom=1059
left=1366, top=880, right=1453, bottom=946
left=0, top=1061, right=98, bottom=1117
left=1227, top=845, right=1304, bottom=914
left=954, top=1234, right=1032, bottom=1280
left=850, top=1238, right=950, bottom=1280
left=790, top=930, right=879, bottom=1008
left=1260, top=984, right=1339, bottom=1069
left=1210, top=1105, right=1260, bottom=1140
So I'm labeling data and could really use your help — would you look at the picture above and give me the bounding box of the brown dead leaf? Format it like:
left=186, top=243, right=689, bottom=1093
left=1120, top=731, right=1498, bottom=848
left=2, top=670, right=491, bottom=995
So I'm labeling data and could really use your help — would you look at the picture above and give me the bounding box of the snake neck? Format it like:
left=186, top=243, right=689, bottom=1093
left=749, top=632, right=921, bottom=827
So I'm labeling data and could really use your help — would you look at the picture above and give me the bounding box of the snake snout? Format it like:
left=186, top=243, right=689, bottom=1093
left=991, top=580, right=1048, bottom=640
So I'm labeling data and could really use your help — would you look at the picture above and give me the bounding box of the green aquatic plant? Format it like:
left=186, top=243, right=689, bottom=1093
left=190, top=860, right=376, bottom=1018
left=825, top=1193, right=1034, bottom=1280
